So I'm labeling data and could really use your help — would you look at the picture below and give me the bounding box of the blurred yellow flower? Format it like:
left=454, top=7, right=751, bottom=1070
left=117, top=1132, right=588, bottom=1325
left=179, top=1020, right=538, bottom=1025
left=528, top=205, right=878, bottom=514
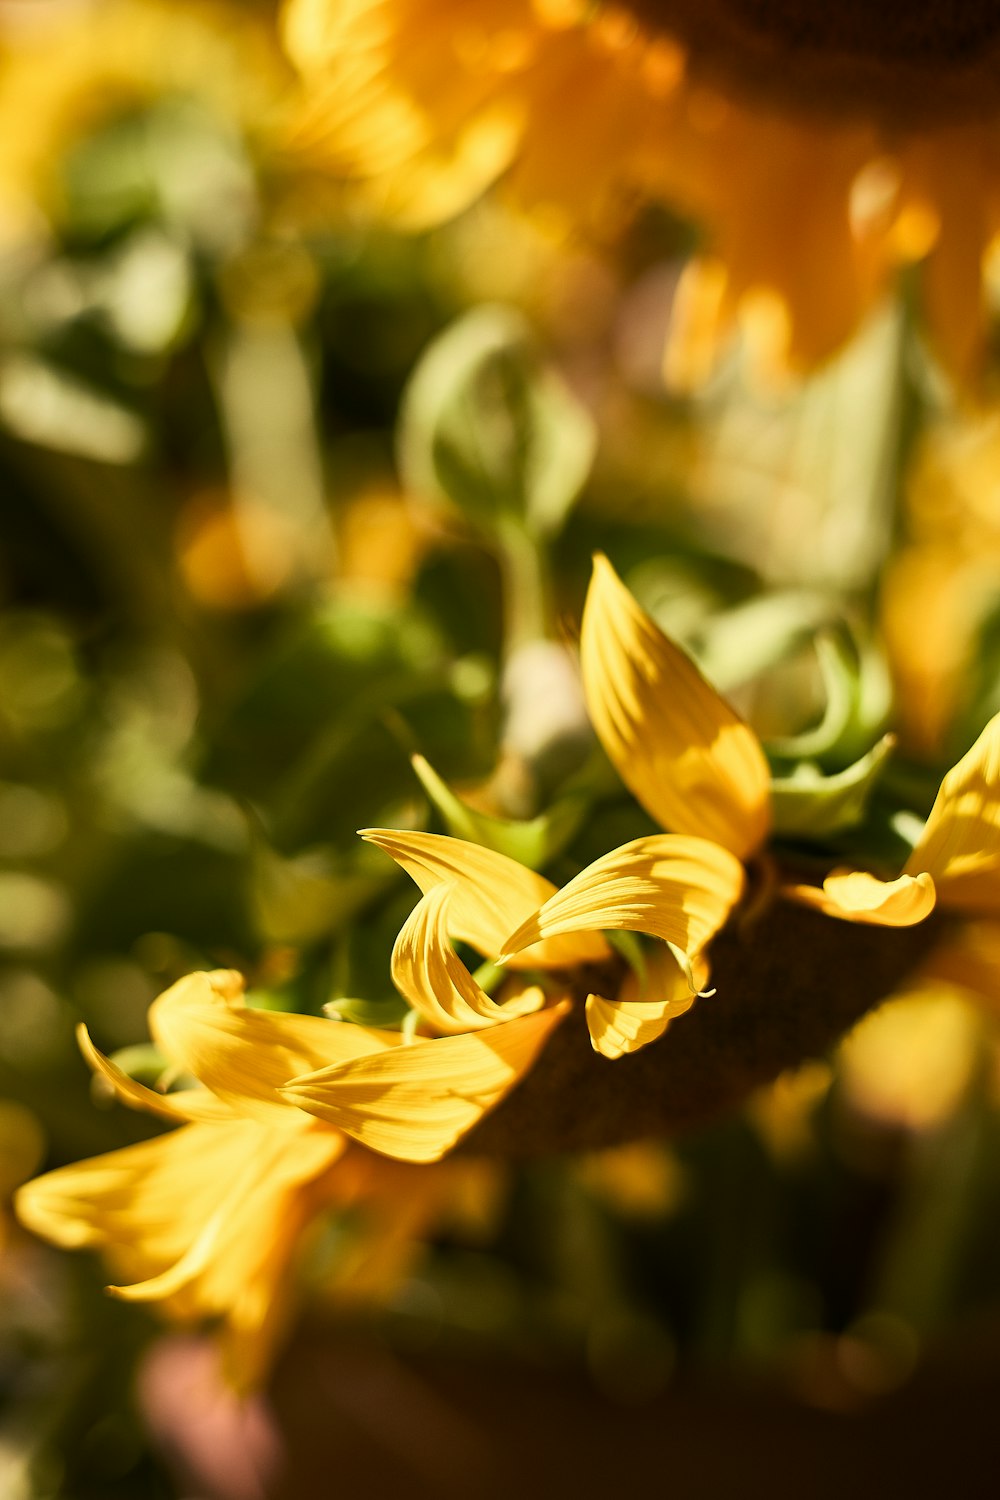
left=837, top=990, right=982, bottom=1134
left=747, top=1062, right=832, bottom=1164
left=582, top=552, right=1000, bottom=928
left=883, top=409, right=1000, bottom=756
left=283, top=0, right=1000, bottom=380
left=576, top=1139, right=687, bottom=1220
left=0, top=0, right=288, bottom=236
left=176, top=491, right=298, bottom=611
left=16, top=967, right=564, bottom=1384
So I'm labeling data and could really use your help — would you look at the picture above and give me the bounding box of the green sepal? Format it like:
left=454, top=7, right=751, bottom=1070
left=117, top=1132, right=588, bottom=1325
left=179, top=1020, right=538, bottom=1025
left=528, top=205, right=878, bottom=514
left=324, top=995, right=412, bottom=1030
left=411, top=753, right=587, bottom=870
left=105, top=1044, right=170, bottom=1087
left=770, top=733, right=895, bottom=838
left=248, top=816, right=391, bottom=946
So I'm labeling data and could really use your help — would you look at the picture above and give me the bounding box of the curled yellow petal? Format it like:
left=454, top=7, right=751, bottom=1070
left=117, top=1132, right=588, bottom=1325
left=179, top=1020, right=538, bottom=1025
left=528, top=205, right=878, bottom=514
left=281, top=1001, right=570, bottom=1163
left=586, top=947, right=709, bottom=1060
left=391, top=883, right=545, bottom=1034
left=361, top=827, right=609, bottom=967
left=77, top=1025, right=237, bottom=1124
left=499, top=835, right=744, bottom=966
left=787, top=869, right=937, bottom=927
left=906, top=713, right=1000, bottom=913
left=581, top=554, right=771, bottom=860
left=148, top=971, right=398, bottom=1121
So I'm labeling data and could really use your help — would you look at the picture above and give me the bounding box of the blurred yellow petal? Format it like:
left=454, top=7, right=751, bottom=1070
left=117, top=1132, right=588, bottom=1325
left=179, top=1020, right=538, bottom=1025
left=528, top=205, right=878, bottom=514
left=838, top=990, right=982, bottom=1133
left=16, top=1120, right=260, bottom=1269
left=906, top=713, right=1000, bottom=913
left=148, top=970, right=398, bottom=1121
left=788, top=869, right=937, bottom=927
left=581, top=555, right=771, bottom=860
left=17, top=1117, right=345, bottom=1392
left=586, top=947, right=708, bottom=1060
left=361, top=827, right=608, bottom=966
left=499, top=835, right=744, bottom=966
left=391, top=882, right=545, bottom=1034
left=919, top=920, right=1000, bottom=1012
left=77, top=1025, right=237, bottom=1124
left=107, top=1125, right=342, bottom=1307
left=282, top=1000, right=570, bottom=1163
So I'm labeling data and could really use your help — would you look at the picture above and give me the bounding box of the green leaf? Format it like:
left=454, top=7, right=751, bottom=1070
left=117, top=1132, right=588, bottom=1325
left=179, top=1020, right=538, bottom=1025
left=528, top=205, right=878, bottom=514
left=324, top=995, right=411, bottom=1029
left=770, top=734, right=895, bottom=839
left=411, top=753, right=587, bottom=869
left=398, top=305, right=595, bottom=539
left=106, top=1044, right=169, bottom=1087
left=248, top=819, right=391, bottom=946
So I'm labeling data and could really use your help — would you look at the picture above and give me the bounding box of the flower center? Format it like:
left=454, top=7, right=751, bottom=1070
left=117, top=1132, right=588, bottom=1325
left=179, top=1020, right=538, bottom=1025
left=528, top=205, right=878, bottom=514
left=623, top=0, right=1000, bottom=121
left=629, top=0, right=1000, bottom=65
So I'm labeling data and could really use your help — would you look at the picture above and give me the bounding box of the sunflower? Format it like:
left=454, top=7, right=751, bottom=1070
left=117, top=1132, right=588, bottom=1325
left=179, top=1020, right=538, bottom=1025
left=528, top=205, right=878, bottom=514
left=284, top=0, right=1000, bottom=381
left=0, top=0, right=288, bottom=237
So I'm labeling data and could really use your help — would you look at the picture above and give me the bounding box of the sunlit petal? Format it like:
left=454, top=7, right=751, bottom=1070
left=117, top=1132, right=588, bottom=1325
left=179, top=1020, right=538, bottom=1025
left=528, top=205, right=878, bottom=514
left=787, top=869, right=937, bottom=926
left=148, top=971, right=398, bottom=1121
left=498, top=835, right=744, bottom=965
left=906, top=713, right=1000, bottom=912
left=392, top=882, right=545, bottom=1034
left=361, top=828, right=609, bottom=966
left=16, top=1116, right=346, bottom=1393
left=586, top=947, right=709, bottom=1060
left=581, top=554, right=771, bottom=860
left=15, top=1120, right=263, bottom=1272
left=282, top=1000, right=570, bottom=1163
left=77, top=1025, right=237, bottom=1124
left=107, top=1126, right=343, bottom=1309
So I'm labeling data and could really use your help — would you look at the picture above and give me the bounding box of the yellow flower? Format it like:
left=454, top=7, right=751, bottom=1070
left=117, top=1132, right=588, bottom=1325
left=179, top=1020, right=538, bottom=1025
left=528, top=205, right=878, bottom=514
left=882, top=409, right=1000, bottom=757
left=16, top=968, right=564, bottom=1385
left=582, top=552, right=1000, bottom=928
left=0, top=0, right=288, bottom=236
left=363, top=823, right=741, bottom=1058
left=283, top=0, right=1000, bottom=379
left=837, top=989, right=983, bottom=1134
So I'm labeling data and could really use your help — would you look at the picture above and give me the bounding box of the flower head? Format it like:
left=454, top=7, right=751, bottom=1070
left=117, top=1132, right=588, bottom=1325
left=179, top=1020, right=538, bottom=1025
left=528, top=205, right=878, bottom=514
left=284, top=0, right=1000, bottom=379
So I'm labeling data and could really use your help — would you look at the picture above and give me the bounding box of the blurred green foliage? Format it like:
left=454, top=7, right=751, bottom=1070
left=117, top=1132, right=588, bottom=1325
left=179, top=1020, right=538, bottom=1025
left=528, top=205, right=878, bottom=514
left=3, top=20, right=1000, bottom=1500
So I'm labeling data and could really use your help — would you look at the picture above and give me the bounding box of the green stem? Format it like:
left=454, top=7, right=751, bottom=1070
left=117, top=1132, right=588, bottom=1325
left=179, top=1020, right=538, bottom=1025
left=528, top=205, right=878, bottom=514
left=496, top=517, right=552, bottom=655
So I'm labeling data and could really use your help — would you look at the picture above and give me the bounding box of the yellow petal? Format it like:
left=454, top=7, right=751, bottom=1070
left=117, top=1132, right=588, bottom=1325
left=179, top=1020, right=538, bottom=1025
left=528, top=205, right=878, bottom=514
left=148, top=971, right=398, bottom=1121
left=581, top=554, right=771, bottom=860
left=17, top=1114, right=345, bottom=1394
left=281, top=1000, right=570, bottom=1163
left=16, top=1119, right=260, bottom=1270
left=906, top=713, right=1000, bottom=912
left=499, top=835, right=744, bottom=966
left=919, top=920, right=1000, bottom=1007
left=787, top=869, right=937, bottom=927
left=361, top=828, right=609, bottom=967
left=391, top=883, right=545, bottom=1034
left=586, top=947, right=709, bottom=1060
left=77, top=1025, right=238, bottom=1124
left=107, top=1124, right=342, bottom=1312
left=837, top=991, right=981, bottom=1134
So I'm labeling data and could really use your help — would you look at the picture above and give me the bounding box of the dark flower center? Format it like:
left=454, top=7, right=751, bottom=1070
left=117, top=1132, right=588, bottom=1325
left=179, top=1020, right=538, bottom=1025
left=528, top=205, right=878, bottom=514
left=623, top=0, right=1000, bottom=122
left=629, top=0, right=1000, bottom=66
